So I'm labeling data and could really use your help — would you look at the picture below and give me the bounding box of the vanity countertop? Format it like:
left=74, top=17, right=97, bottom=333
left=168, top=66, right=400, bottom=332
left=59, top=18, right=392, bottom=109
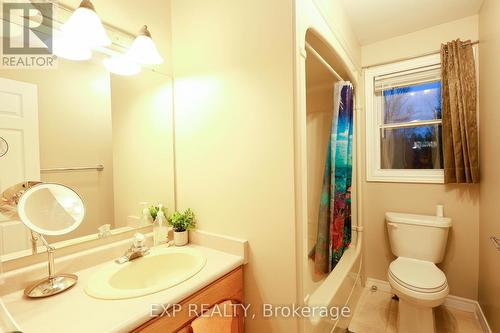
left=2, top=244, right=244, bottom=333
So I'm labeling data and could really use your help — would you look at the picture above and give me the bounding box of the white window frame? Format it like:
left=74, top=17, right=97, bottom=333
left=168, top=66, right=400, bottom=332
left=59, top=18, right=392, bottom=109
left=365, top=54, right=444, bottom=184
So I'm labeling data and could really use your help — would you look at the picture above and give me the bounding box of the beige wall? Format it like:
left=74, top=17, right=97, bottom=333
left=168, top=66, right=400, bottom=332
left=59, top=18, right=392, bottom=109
left=361, top=16, right=480, bottom=300
left=170, top=1, right=296, bottom=332
left=362, top=15, right=479, bottom=66
left=0, top=60, right=114, bottom=241
left=478, top=1, right=500, bottom=331
left=311, top=0, right=362, bottom=69
left=170, top=1, right=361, bottom=331
left=111, top=72, right=175, bottom=226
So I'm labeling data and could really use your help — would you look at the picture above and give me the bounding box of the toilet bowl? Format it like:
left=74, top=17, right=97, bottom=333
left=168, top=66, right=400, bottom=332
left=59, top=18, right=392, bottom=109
left=385, top=212, right=452, bottom=333
left=388, top=257, right=449, bottom=332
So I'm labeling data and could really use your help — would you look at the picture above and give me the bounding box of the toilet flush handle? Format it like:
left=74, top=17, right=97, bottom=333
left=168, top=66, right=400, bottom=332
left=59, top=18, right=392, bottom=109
left=387, top=223, right=399, bottom=229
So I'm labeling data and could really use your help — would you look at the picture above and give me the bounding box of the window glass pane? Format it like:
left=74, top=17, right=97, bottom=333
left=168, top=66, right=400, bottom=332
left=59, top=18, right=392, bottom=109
left=383, top=81, right=442, bottom=124
left=381, top=125, right=443, bottom=169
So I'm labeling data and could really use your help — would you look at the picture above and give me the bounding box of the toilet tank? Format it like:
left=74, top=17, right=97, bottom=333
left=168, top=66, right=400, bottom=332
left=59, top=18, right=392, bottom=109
left=386, top=212, right=452, bottom=263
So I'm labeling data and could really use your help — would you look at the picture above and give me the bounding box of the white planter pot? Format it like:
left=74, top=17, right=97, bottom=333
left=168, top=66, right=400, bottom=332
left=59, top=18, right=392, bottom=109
left=173, top=230, right=188, bottom=246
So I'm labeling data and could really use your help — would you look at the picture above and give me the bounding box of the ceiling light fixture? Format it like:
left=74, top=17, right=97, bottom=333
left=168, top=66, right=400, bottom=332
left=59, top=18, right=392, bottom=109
left=52, top=32, right=92, bottom=61
left=61, top=0, right=111, bottom=49
left=126, top=25, right=163, bottom=65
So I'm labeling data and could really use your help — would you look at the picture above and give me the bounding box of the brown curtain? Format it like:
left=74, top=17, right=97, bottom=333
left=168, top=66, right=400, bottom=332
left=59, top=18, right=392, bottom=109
left=441, top=39, right=479, bottom=183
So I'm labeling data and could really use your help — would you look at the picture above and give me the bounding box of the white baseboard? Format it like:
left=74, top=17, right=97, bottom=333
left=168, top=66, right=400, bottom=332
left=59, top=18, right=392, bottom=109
left=365, top=277, right=492, bottom=333
left=444, top=295, right=492, bottom=333
left=475, top=301, right=493, bottom=333
left=443, top=295, right=477, bottom=312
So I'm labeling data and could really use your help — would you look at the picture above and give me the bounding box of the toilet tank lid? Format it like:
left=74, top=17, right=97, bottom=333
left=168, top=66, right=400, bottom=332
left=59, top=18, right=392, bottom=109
left=386, top=212, right=451, bottom=228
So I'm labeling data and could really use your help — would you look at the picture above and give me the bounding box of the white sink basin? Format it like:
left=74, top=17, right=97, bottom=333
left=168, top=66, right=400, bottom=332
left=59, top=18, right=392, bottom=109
left=85, top=246, right=206, bottom=300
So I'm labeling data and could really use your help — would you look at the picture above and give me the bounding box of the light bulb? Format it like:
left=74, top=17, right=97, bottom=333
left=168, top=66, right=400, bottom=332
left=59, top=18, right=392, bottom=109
left=61, top=0, right=111, bottom=49
left=103, top=56, right=141, bottom=76
left=126, top=26, right=163, bottom=65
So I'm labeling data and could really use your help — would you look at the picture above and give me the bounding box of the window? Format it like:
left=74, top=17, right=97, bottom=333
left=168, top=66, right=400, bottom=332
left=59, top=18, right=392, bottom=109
left=365, top=54, right=445, bottom=183
left=381, top=81, right=443, bottom=169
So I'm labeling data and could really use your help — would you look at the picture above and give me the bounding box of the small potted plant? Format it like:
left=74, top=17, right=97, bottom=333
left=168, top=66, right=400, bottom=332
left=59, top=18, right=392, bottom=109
left=148, top=204, right=167, bottom=222
left=168, top=208, right=196, bottom=246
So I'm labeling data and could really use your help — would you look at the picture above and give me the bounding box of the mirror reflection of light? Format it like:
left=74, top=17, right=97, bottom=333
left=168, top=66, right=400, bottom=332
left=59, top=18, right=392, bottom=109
left=150, top=84, right=172, bottom=133
left=73, top=205, right=84, bottom=215
left=49, top=188, right=85, bottom=220
left=92, top=76, right=110, bottom=94
left=103, top=56, right=141, bottom=76
left=127, top=35, right=164, bottom=65
left=18, top=184, right=85, bottom=236
left=59, top=197, right=77, bottom=209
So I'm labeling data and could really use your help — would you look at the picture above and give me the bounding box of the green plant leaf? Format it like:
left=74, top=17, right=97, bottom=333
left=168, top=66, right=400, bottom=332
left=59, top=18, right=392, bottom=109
left=168, top=208, right=196, bottom=232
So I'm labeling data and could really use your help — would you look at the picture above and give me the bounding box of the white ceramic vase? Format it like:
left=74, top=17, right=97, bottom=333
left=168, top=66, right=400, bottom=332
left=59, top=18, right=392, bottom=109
left=173, top=230, right=188, bottom=246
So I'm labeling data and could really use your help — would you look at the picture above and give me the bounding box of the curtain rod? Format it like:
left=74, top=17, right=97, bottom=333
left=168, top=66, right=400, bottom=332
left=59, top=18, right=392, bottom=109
left=362, top=40, right=479, bottom=69
left=305, top=42, right=344, bottom=81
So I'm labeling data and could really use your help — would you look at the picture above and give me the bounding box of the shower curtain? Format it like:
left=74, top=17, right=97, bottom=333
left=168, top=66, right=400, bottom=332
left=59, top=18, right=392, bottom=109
left=310, top=82, right=354, bottom=275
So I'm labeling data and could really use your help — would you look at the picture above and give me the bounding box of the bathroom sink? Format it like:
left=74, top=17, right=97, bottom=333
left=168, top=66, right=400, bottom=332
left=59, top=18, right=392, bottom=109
left=85, top=246, right=206, bottom=300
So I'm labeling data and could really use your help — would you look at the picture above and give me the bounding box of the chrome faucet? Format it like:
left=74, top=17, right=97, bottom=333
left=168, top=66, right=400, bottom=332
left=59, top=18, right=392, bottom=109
left=116, top=233, right=150, bottom=264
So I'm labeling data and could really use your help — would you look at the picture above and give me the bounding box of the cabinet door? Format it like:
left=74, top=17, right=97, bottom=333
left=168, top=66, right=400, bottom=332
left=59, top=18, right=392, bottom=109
left=189, top=300, right=243, bottom=333
left=133, top=267, right=243, bottom=333
left=175, top=327, right=192, bottom=333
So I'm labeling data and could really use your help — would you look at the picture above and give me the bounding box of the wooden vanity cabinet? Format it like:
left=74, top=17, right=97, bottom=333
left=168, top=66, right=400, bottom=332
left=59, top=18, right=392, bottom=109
left=132, top=267, right=244, bottom=333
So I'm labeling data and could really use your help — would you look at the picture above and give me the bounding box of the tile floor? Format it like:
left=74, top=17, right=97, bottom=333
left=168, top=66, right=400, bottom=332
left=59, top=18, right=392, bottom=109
left=349, top=288, right=484, bottom=333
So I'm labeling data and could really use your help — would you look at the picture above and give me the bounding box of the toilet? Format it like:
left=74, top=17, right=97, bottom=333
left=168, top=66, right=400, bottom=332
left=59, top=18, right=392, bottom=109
left=386, top=212, right=452, bottom=333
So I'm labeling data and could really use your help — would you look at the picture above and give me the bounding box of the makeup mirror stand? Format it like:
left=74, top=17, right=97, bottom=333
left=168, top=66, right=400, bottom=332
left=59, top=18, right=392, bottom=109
left=24, top=231, right=78, bottom=298
left=30, top=231, right=39, bottom=255
left=1, top=182, right=85, bottom=298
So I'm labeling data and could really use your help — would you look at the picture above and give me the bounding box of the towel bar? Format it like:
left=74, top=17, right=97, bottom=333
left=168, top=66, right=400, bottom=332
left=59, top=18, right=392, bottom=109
left=40, top=164, right=104, bottom=173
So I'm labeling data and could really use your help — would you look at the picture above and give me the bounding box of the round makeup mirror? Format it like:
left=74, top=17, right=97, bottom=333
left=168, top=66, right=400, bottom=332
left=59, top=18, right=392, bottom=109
left=18, top=183, right=85, bottom=236
left=11, top=183, right=86, bottom=298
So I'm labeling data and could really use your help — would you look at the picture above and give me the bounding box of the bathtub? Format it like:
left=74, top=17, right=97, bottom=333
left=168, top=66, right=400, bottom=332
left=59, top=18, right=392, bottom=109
left=299, top=27, right=363, bottom=332
left=304, top=230, right=363, bottom=333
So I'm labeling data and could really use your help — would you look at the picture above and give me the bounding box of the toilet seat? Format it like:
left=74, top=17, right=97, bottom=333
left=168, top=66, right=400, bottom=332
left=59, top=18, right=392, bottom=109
left=388, top=257, right=447, bottom=293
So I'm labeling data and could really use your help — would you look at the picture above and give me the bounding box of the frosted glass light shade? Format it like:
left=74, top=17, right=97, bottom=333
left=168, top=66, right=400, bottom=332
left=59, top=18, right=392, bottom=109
left=103, top=56, right=141, bottom=76
left=61, top=4, right=111, bottom=49
left=52, top=32, right=92, bottom=61
left=127, top=27, right=163, bottom=65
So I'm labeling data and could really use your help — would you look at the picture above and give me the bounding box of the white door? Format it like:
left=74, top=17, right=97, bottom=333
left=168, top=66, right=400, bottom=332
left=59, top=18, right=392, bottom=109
left=0, top=77, right=40, bottom=255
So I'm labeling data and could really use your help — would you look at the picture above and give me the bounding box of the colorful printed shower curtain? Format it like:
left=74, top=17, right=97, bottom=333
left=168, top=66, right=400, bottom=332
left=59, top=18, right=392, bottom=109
left=310, top=82, right=354, bottom=275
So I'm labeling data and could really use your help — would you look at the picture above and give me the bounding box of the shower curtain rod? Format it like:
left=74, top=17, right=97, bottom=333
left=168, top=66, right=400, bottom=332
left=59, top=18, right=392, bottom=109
left=362, top=40, right=480, bottom=69
left=305, top=42, right=344, bottom=81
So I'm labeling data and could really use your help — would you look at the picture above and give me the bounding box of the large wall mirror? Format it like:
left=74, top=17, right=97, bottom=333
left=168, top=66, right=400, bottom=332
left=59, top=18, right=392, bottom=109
left=0, top=0, right=174, bottom=260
